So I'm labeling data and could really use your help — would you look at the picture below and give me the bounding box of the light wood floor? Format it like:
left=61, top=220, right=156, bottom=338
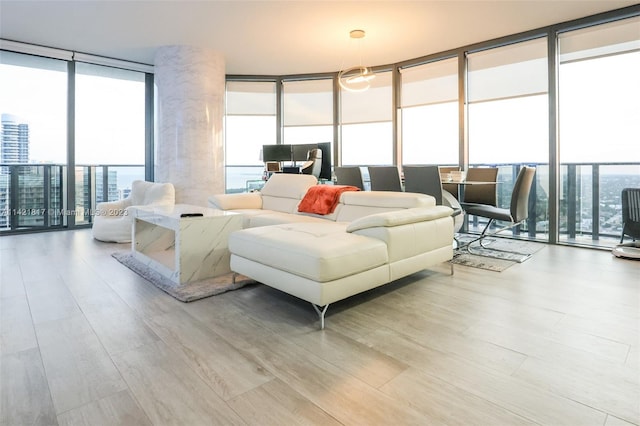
left=1, top=229, right=638, bottom=426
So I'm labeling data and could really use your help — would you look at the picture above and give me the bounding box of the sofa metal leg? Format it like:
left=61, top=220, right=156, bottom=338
left=311, top=304, right=329, bottom=330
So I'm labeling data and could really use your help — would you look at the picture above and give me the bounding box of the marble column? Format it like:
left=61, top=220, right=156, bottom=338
left=154, top=46, right=225, bottom=206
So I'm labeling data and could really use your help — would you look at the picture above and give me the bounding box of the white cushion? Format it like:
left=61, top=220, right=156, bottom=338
left=340, top=191, right=435, bottom=208
left=335, top=191, right=435, bottom=222
left=261, top=195, right=300, bottom=214
left=346, top=206, right=453, bottom=232
left=261, top=173, right=317, bottom=199
left=248, top=212, right=326, bottom=227
left=208, top=192, right=262, bottom=210
left=229, top=222, right=388, bottom=282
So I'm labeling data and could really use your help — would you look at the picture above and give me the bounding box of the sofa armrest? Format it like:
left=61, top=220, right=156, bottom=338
left=208, top=192, right=263, bottom=210
left=95, top=198, right=131, bottom=217
left=346, top=206, right=453, bottom=233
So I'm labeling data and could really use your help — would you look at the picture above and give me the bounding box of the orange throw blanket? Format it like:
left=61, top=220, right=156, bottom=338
left=298, top=185, right=360, bottom=215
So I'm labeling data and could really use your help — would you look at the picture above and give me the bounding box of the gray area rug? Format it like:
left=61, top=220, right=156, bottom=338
left=452, top=237, right=545, bottom=272
left=112, top=252, right=255, bottom=302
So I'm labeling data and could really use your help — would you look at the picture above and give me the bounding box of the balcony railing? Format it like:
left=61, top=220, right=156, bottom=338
left=465, top=162, right=639, bottom=248
left=3, top=161, right=637, bottom=249
left=0, top=164, right=144, bottom=233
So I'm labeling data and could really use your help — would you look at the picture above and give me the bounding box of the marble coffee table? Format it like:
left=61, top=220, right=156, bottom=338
left=131, top=204, right=242, bottom=285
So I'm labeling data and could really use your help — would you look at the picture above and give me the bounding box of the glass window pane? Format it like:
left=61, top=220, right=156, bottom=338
left=467, top=38, right=549, bottom=165
left=400, top=58, right=458, bottom=164
left=75, top=63, right=146, bottom=165
left=400, top=58, right=458, bottom=107
left=559, top=16, right=640, bottom=62
left=341, top=122, right=392, bottom=166
left=226, top=81, right=276, bottom=115
left=467, top=38, right=549, bottom=241
left=468, top=39, right=548, bottom=102
left=0, top=51, right=67, bottom=163
left=469, top=95, right=548, bottom=164
left=283, top=126, right=333, bottom=146
left=558, top=17, right=640, bottom=246
left=225, top=81, right=277, bottom=193
left=283, top=79, right=333, bottom=126
left=402, top=102, right=458, bottom=165
left=341, top=70, right=392, bottom=165
left=341, top=71, right=392, bottom=124
left=226, top=116, right=276, bottom=166
left=0, top=51, right=67, bottom=231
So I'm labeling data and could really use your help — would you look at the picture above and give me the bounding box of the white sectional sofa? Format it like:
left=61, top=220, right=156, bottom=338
left=208, top=173, right=454, bottom=328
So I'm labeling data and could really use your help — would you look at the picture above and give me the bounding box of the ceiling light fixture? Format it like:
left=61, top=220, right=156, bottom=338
left=338, top=29, right=376, bottom=93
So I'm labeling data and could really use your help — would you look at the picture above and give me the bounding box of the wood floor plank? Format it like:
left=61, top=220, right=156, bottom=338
left=0, top=256, right=25, bottom=299
left=464, top=320, right=633, bottom=365
left=513, top=355, right=640, bottom=423
left=111, top=340, right=245, bottom=425
left=227, top=378, right=341, bottom=426
left=57, top=258, right=114, bottom=300
left=555, top=312, right=640, bottom=347
left=56, top=390, right=152, bottom=426
left=86, top=254, right=186, bottom=320
left=23, top=276, right=82, bottom=325
left=35, top=314, right=129, bottom=414
left=0, top=294, right=38, bottom=355
left=287, top=328, right=409, bottom=389
left=75, top=291, right=160, bottom=356
left=0, top=347, right=57, bottom=426
left=336, top=302, right=528, bottom=376
left=198, top=311, right=428, bottom=425
left=406, top=274, right=567, bottom=333
left=605, top=414, right=640, bottom=426
left=357, top=327, right=607, bottom=425
left=380, top=366, right=537, bottom=425
left=145, top=308, right=275, bottom=400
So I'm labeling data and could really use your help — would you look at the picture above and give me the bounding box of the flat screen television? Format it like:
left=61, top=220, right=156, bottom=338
left=262, top=144, right=292, bottom=162
left=292, top=143, right=318, bottom=162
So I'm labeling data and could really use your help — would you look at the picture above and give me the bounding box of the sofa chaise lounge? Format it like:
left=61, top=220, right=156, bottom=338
left=208, top=174, right=454, bottom=328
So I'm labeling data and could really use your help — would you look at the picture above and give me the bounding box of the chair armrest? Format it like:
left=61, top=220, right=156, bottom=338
left=346, top=206, right=453, bottom=233
left=208, top=192, right=263, bottom=210
left=95, top=199, right=131, bottom=217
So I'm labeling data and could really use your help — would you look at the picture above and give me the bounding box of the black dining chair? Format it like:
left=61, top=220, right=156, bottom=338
left=368, top=166, right=403, bottom=192
left=460, top=167, right=499, bottom=208
left=461, top=166, right=536, bottom=261
left=334, top=166, right=365, bottom=190
left=403, top=165, right=464, bottom=234
left=403, top=165, right=444, bottom=204
left=620, top=187, right=640, bottom=243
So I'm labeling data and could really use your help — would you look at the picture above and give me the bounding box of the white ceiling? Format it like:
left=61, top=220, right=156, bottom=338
left=1, top=1, right=637, bottom=75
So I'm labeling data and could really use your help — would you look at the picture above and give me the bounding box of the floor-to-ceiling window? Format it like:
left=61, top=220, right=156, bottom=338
left=0, top=51, right=67, bottom=231
left=225, top=81, right=277, bottom=193
left=467, top=37, right=550, bottom=239
left=0, top=46, right=152, bottom=234
left=400, top=57, right=459, bottom=166
left=75, top=62, right=146, bottom=224
left=340, top=70, right=393, bottom=166
left=282, top=78, right=333, bottom=147
left=558, top=16, right=640, bottom=246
